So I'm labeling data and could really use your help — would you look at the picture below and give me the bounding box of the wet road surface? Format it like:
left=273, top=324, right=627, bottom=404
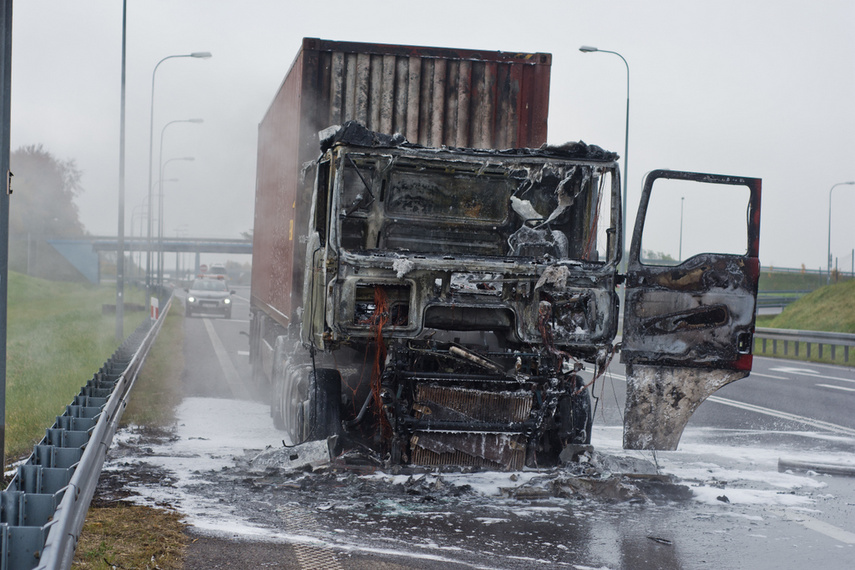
left=98, top=289, right=855, bottom=569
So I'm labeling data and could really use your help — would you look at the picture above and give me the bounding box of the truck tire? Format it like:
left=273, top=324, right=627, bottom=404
left=307, top=368, right=342, bottom=441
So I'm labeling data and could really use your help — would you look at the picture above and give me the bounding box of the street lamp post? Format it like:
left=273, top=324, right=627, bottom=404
left=146, top=51, right=211, bottom=289
left=156, top=118, right=202, bottom=287
left=827, top=181, right=855, bottom=284
left=679, top=196, right=685, bottom=262
left=158, top=157, right=194, bottom=289
left=579, top=45, right=629, bottom=270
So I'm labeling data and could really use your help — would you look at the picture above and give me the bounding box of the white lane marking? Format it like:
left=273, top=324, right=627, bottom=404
left=770, top=367, right=819, bottom=374
left=815, top=383, right=855, bottom=393
left=237, top=350, right=249, bottom=356
left=203, top=318, right=251, bottom=399
left=608, top=372, right=855, bottom=436
left=773, top=509, right=855, bottom=545
left=748, top=372, right=788, bottom=380
left=771, top=367, right=855, bottom=384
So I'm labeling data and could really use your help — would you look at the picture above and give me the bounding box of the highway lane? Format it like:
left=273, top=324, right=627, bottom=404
left=589, top=356, right=855, bottom=436
left=176, top=284, right=255, bottom=400
left=152, top=301, right=855, bottom=568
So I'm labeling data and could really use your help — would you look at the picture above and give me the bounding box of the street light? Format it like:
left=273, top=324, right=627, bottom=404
left=679, top=196, right=685, bottom=262
left=157, top=118, right=202, bottom=287
left=827, top=181, right=855, bottom=284
left=158, top=157, right=195, bottom=289
left=579, top=45, right=630, bottom=270
left=146, top=51, right=211, bottom=288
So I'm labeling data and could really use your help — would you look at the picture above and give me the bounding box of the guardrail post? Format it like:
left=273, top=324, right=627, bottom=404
left=819, top=344, right=823, bottom=359
left=807, top=343, right=811, bottom=358
left=762, top=338, right=767, bottom=353
left=795, top=341, right=799, bottom=357
left=773, top=339, right=777, bottom=354
left=831, top=344, right=836, bottom=361
left=784, top=340, right=788, bottom=355
left=846, top=346, right=850, bottom=363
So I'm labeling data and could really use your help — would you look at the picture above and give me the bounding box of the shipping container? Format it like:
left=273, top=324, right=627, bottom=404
left=251, top=38, right=553, bottom=327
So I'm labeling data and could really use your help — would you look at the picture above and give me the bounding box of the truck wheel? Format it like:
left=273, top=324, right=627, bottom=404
left=307, top=368, right=342, bottom=441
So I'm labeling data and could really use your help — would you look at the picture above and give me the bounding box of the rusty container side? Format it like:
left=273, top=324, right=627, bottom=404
left=308, top=38, right=551, bottom=149
left=250, top=46, right=306, bottom=323
left=252, top=38, right=552, bottom=326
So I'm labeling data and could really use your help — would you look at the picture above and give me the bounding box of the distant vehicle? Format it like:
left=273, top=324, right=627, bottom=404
left=185, top=277, right=235, bottom=319
left=208, top=264, right=228, bottom=277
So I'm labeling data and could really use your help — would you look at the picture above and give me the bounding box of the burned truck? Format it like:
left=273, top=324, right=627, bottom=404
left=249, top=39, right=762, bottom=469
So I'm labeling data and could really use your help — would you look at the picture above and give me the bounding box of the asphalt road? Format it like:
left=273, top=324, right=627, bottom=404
left=110, top=290, right=855, bottom=569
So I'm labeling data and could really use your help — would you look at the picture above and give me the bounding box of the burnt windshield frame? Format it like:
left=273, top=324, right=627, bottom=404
left=333, top=149, right=620, bottom=264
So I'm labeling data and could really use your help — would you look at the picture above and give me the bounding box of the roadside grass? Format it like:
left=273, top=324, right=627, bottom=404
left=766, top=279, right=855, bottom=333
left=121, top=306, right=185, bottom=426
left=74, top=302, right=189, bottom=569
left=72, top=505, right=186, bottom=570
left=757, top=270, right=837, bottom=292
left=754, top=279, right=855, bottom=366
left=5, top=272, right=148, bottom=462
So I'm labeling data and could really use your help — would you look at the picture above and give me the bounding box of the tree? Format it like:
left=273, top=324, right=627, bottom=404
left=10, top=144, right=86, bottom=238
left=8, top=145, right=88, bottom=279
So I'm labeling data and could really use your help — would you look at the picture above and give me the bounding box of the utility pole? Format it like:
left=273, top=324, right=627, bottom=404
left=0, top=0, right=13, bottom=466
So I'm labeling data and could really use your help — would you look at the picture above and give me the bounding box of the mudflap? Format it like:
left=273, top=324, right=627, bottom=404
left=623, top=364, right=748, bottom=450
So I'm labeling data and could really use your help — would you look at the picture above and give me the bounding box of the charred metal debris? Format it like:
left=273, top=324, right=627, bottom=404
left=303, top=122, right=626, bottom=470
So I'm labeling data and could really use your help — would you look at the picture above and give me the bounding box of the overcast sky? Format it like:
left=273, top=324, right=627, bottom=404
left=10, top=1, right=855, bottom=271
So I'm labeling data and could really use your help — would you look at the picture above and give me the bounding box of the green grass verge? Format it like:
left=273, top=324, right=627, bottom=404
left=5, top=272, right=148, bottom=462
left=765, top=280, right=855, bottom=333
left=72, top=505, right=187, bottom=570
left=122, top=305, right=185, bottom=427
left=757, top=270, right=835, bottom=292
left=754, top=279, right=855, bottom=366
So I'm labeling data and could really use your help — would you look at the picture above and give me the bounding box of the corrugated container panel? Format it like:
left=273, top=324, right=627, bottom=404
left=252, top=38, right=552, bottom=325
left=305, top=38, right=551, bottom=149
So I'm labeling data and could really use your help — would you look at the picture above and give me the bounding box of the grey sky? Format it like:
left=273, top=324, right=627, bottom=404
left=10, top=1, right=855, bottom=270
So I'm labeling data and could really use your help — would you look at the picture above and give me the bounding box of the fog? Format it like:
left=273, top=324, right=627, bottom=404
left=10, top=1, right=855, bottom=270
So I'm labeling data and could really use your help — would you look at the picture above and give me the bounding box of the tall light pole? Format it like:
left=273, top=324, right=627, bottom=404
left=146, top=51, right=211, bottom=289
left=157, top=118, right=202, bottom=288
left=679, top=196, right=685, bottom=262
left=158, top=157, right=194, bottom=289
left=116, top=0, right=127, bottom=342
left=580, top=45, right=629, bottom=270
left=827, top=181, right=855, bottom=284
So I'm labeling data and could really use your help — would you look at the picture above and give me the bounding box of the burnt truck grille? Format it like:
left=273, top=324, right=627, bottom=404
left=414, top=384, right=532, bottom=423
left=410, top=432, right=527, bottom=471
left=408, top=384, right=533, bottom=470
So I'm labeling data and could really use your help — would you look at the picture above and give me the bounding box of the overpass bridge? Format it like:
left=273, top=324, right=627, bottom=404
left=48, top=237, right=252, bottom=284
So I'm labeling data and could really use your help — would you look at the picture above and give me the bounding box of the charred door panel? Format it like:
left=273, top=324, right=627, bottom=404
left=621, top=169, right=761, bottom=450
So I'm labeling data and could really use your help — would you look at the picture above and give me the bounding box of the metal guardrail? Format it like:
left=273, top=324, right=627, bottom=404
left=755, top=327, right=855, bottom=363
left=0, top=294, right=172, bottom=570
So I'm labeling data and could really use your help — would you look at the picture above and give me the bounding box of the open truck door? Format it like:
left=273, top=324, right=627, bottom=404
left=621, top=170, right=762, bottom=450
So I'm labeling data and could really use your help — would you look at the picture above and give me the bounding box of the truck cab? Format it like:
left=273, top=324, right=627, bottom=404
left=272, top=122, right=761, bottom=467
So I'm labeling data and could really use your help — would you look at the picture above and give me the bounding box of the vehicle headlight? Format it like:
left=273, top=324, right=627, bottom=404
left=224, top=298, right=231, bottom=304
left=187, top=296, right=196, bottom=303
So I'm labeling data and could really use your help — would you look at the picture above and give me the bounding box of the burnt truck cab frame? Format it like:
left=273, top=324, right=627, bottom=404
left=280, top=123, right=760, bottom=466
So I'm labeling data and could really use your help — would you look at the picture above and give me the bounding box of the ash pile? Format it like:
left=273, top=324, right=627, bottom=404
left=249, top=438, right=692, bottom=504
